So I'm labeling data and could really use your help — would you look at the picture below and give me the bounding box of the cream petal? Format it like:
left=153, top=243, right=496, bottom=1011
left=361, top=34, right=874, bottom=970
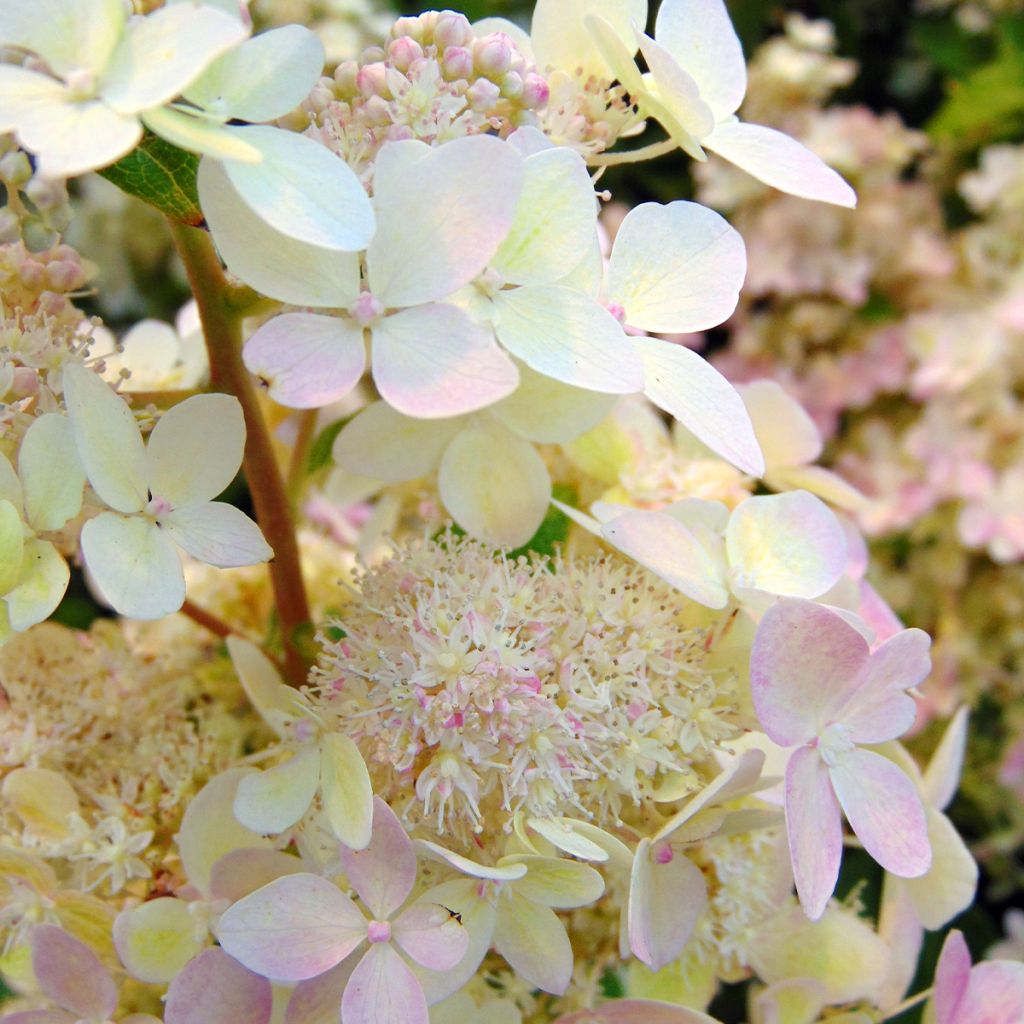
left=607, top=201, right=746, bottom=335
left=493, top=891, right=573, bottom=995
left=140, top=107, right=261, bottom=162
left=160, top=502, right=272, bottom=568
left=5, top=539, right=70, bottom=632
left=319, top=734, right=374, bottom=850
left=232, top=747, right=320, bottom=835
left=113, top=899, right=204, bottom=984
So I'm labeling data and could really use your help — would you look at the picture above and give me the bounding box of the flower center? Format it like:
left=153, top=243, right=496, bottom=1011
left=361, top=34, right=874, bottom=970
left=350, top=292, right=385, bottom=327
left=367, top=919, right=392, bottom=943
left=818, top=722, right=855, bottom=767
left=65, top=68, right=97, bottom=101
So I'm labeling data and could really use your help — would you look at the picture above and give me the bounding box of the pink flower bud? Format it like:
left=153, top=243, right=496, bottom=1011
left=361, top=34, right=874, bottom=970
left=522, top=73, right=550, bottom=109
left=434, top=11, right=472, bottom=49
left=442, top=45, right=473, bottom=81
left=45, top=259, right=85, bottom=291
left=390, top=16, right=425, bottom=43
left=18, top=259, right=44, bottom=289
left=356, top=62, right=389, bottom=98
left=474, top=33, right=513, bottom=77
left=467, top=78, right=500, bottom=113
left=388, top=36, right=423, bottom=72
left=12, top=367, right=39, bottom=398
left=362, top=95, right=392, bottom=126
left=334, top=60, right=359, bottom=95
left=359, top=46, right=387, bottom=64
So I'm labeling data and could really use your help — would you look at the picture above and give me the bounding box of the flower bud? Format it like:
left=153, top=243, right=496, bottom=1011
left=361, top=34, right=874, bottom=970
left=522, top=73, right=551, bottom=109
left=467, top=78, right=500, bottom=113
left=46, top=259, right=85, bottom=292
left=362, top=95, right=392, bottom=126
left=442, top=45, right=473, bottom=82
left=388, top=36, right=423, bottom=73
left=0, top=150, right=32, bottom=187
left=0, top=209, right=19, bottom=245
left=307, top=81, right=333, bottom=113
left=500, top=71, right=524, bottom=100
left=334, top=60, right=359, bottom=96
left=390, top=16, right=425, bottom=43
left=21, top=217, right=55, bottom=253
left=18, top=258, right=44, bottom=288
left=434, top=11, right=472, bottom=49
left=25, top=176, right=68, bottom=211
left=12, top=367, right=39, bottom=398
left=356, top=62, right=389, bottom=98
left=474, top=34, right=513, bottom=77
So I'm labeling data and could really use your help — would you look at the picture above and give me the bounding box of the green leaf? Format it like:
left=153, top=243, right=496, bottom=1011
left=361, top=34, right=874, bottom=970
left=307, top=416, right=352, bottom=476
left=98, top=134, right=204, bottom=225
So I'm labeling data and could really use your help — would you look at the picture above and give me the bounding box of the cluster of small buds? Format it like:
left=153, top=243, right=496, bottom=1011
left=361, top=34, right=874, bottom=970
left=295, top=10, right=550, bottom=178
left=0, top=137, right=73, bottom=252
left=0, top=240, right=90, bottom=320
left=541, top=69, right=641, bottom=157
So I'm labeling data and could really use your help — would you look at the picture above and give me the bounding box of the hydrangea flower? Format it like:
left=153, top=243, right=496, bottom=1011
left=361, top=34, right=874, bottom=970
left=218, top=798, right=468, bottom=1024
left=750, top=598, right=933, bottom=919
left=62, top=364, right=272, bottom=619
left=582, top=0, right=856, bottom=207
left=929, top=930, right=1024, bottom=1024
left=0, top=0, right=250, bottom=177
left=416, top=841, right=605, bottom=996
left=226, top=636, right=374, bottom=850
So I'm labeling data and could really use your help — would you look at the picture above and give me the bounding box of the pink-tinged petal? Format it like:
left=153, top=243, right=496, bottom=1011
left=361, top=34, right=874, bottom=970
left=554, top=1001, right=720, bottom=1024
left=341, top=796, right=416, bottom=920
left=243, top=314, right=366, bottom=410
left=705, top=121, right=856, bottom=208
left=922, top=707, right=969, bottom=811
left=412, top=879, right=495, bottom=1006
left=876, top=876, right=924, bottom=1011
left=341, top=944, right=429, bottom=1024
left=602, top=509, right=729, bottom=609
left=208, top=848, right=306, bottom=903
left=177, top=768, right=271, bottom=895
left=0, top=1013, right=75, bottom=1024
left=30, top=925, right=116, bottom=1019
left=161, top=502, right=272, bottom=568
left=750, top=598, right=869, bottom=746
left=607, top=201, right=746, bottom=335
left=232, top=746, right=320, bottom=835
left=829, top=748, right=931, bottom=878
left=217, top=873, right=366, bottom=981
left=493, top=890, right=573, bottom=995
left=627, top=839, right=707, bottom=970
left=784, top=746, right=843, bottom=921
left=164, top=949, right=273, bottom=1024
left=284, top=960, right=354, bottom=1024
left=933, top=930, right=972, bottom=1024
left=368, top=134, right=522, bottom=308
left=372, top=304, right=519, bottom=419
left=654, top=0, right=746, bottom=120
left=726, top=491, right=847, bottom=599
left=839, top=628, right=931, bottom=744
left=393, top=902, right=468, bottom=971
left=635, top=337, right=764, bottom=476
left=959, top=961, right=1024, bottom=1024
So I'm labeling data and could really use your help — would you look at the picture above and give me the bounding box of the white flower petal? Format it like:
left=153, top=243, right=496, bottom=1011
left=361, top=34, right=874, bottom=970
left=113, top=899, right=205, bottom=984
left=607, top=201, right=746, bottom=334
left=726, top=491, right=847, bottom=599
left=147, top=393, right=244, bottom=506
left=493, top=891, right=573, bottom=995
left=533, top=0, right=647, bottom=81
left=242, top=313, right=366, bottom=410
left=438, top=419, right=551, bottom=548
left=904, top=809, right=977, bottom=930
left=0, top=500, right=23, bottom=597
left=81, top=513, right=184, bottom=619
left=636, top=32, right=715, bottom=149
left=0, top=0, right=124, bottom=78
left=5, top=540, right=69, bottom=632
left=654, top=0, right=746, bottom=120
left=141, top=107, right=261, bottom=163
left=705, top=120, right=857, bottom=208
left=161, top=502, right=272, bottom=568
left=738, top=379, right=821, bottom=469
left=100, top=3, right=247, bottom=115
left=368, top=135, right=522, bottom=308
left=332, top=402, right=462, bottom=483
left=0, top=65, right=67, bottom=134
left=491, top=363, right=616, bottom=444
left=319, top=734, right=374, bottom=850
left=63, top=365, right=148, bottom=514
left=198, top=158, right=360, bottom=306
left=232, top=748, right=320, bottom=835
left=494, top=286, right=643, bottom=394
left=602, top=509, right=729, bottom=608
left=372, top=304, right=519, bottom=419
left=18, top=414, right=84, bottom=532
left=635, top=337, right=764, bottom=476
left=223, top=126, right=375, bottom=252
left=15, top=98, right=141, bottom=179
left=492, top=148, right=597, bottom=285
left=185, top=25, right=324, bottom=123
